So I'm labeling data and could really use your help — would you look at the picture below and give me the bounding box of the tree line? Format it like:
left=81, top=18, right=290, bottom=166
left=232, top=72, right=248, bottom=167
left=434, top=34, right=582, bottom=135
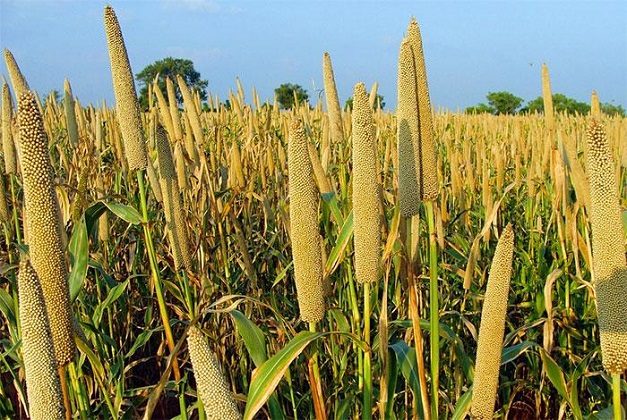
left=131, top=57, right=623, bottom=117
left=465, top=91, right=625, bottom=117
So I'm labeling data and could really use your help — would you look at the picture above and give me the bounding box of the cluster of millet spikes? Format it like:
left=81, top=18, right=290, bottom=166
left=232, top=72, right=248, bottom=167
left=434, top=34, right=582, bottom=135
left=470, top=224, right=515, bottom=420
left=103, top=5, right=147, bottom=170
left=187, top=326, right=241, bottom=420
left=287, top=119, right=325, bottom=322
left=405, top=18, right=438, bottom=202
left=585, top=120, right=627, bottom=374
left=17, top=91, right=76, bottom=367
left=351, top=82, right=381, bottom=284
left=17, top=260, right=65, bottom=420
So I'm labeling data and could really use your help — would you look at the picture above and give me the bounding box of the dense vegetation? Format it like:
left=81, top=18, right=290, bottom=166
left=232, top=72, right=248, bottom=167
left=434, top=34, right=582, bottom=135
left=1, top=8, right=626, bottom=420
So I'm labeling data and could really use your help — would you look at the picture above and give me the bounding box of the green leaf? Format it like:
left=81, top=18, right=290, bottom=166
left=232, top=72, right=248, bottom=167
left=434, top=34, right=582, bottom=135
left=0, top=288, right=16, bottom=328
left=385, top=347, right=400, bottom=419
left=586, top=405, right=625, bottom=420
left=452, top=387, right=473, bottom=420
left=69, top=216, right=89, bottom=302
left=93, top=279, right=129, bottom=326
left=230, top=310, right=267, bottom=367
left=244, top=331, right=321, bottom=420
left=539, top=348, right=569, bottom=402
left=325, top=210, right=353, bottom=277
left=501, top=341, right=537, bottom=365
left=125, top=328, right=156, bottom=359
left=389, top=340, right=423, bottom=418
left=321, top=191, right=344, bottom=227
left=104, top=201, right=143, bottom=225
left=84, top=201, right=107, bottom=235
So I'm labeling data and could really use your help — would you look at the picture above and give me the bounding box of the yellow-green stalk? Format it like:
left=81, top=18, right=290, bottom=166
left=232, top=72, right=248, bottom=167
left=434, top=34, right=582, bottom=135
left=0, top=162, right=9, bottom=223
left=104, top=5, right=181, bottom=382
left=63, top=79, right=79, bottom=146
left=288, top=118, right=325, bottom=322
left=3, top=48, right=30, bottom=98
left=2, top=77, right=17, bottom=174
left=586, top=121, right=627, bottom=374
left=166, top=76, right=184, bottom=141
left=153, top=81, right=176, bottom=143
left=590, top=90, right=601, bottom=120
left=176, top=74, right=204, bottom=148
left=187, top=326, right=241, bottom=420
left=17, top=91, right=75, bottom=367
left=322, top=52, right=344, bottom=144
left=471, top=224, right=515, bottom=420
left=17, top=259, right=65, bottom=420
left=541, top=63, right=555, bottom=137
left=103, top=5, right=147, bottom=170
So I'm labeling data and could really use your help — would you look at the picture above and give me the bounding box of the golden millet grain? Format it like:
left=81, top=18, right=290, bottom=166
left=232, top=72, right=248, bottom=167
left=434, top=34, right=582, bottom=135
left=2, top=78, right=17, bottom=174
left=18, top=91, right=75, bottom=366
left=406, top=18, right=438, bottom=202
left=322, top=52, right=345, bottom=144
left=396, top=38, right=421, bottom=217
left=17, top=259, right=65, bottom=420
left=288, top=119, right=325, bottom=322
left=351, top=83, right=381, bottom=284
left=103, top=5, right=147, bottom=170
left=586, top=120, right=627, bottom=374
left=471, top=224, right=515, bottom=420
left=187, top=326, right=241, bottom=420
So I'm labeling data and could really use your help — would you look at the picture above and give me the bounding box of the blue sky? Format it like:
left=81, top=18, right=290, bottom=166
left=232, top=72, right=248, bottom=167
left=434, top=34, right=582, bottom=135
left=1, top=0, right=626, bottom=111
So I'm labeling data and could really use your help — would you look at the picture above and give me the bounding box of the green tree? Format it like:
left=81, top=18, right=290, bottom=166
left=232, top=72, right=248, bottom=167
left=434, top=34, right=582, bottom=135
left=465, top=103, right=494, bottom=114
left=274, top=83, right=308, bottom=109
left=600, top=102, right=626, bottom=117
left=344, top=94, right=385, bottom=111
left=486, top=91, right=523, bottom=115
left=135, top=57, right=208, bottom=110
left=522, top=93, right=590, bottom=115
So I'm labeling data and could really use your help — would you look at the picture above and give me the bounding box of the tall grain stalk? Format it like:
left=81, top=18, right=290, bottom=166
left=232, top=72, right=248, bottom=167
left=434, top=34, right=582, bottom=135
left=103, top=5, right=181, bottom=383
left=470, top=225, right=515, bottom=419
left=288, top=119, right=326, bottom=418
left=352, top=83, right=382, bottom=419
left=398, top=18, right=440, bottom=418
left=585, top=121, right=626, bottom=419
left=17, top=91, right=75, bottom=419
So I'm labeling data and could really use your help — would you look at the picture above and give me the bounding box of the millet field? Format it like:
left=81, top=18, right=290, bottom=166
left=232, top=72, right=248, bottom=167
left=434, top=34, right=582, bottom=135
left=0, top=6, right=626, bottom=420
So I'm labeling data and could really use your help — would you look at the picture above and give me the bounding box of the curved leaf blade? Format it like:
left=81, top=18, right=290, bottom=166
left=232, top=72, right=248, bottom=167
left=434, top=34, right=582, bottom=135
left=244, top=331, right=321, bottom=420
left=230, top=309, right=267, bottom=367
left=69, top=216, right=89, bottom=302
left=104, top=201, right=143, bottom=225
